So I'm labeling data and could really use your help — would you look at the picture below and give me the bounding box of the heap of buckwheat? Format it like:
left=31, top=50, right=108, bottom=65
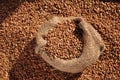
left=43, top=20, right=84, bottom=60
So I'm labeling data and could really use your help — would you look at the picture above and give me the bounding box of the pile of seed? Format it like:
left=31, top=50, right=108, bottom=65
left=43, top=20, right=84, bottom=59
left=0, top=0, right=120, bottom=80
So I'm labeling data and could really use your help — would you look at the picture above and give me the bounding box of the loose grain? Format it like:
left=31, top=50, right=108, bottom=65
left=0, top=0, right=119, bottom=80
left=0, top=52, right=9, bottom=80
left=43, top=20, right=83, bottom=60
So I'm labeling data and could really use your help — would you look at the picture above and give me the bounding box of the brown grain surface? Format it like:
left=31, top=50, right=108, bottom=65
left=43, top=20, right=83, bottom=60
left=0, top=52, right=9, bottom=80
left=0, top=0, right=120, bottom=80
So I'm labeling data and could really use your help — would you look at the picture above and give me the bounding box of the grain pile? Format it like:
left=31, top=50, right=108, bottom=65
left=0, top=0, right=120, bottom=80
left=43, top=20, right=83, bottom=59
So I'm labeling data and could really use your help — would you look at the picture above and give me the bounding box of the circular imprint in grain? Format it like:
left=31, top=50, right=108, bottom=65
left=43, top=20, right=84, bottom=60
